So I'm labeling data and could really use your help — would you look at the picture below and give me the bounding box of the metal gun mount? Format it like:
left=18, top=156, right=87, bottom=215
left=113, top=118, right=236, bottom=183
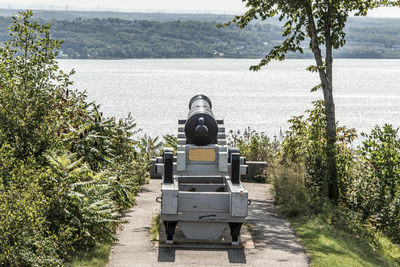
left=156, top=95, right=248, bottom=245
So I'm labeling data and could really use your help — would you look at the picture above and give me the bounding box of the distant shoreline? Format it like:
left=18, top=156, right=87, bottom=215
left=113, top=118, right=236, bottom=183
left=56, top=56, right=400, bottom=60
left=1, top=10, right=400, bottom=60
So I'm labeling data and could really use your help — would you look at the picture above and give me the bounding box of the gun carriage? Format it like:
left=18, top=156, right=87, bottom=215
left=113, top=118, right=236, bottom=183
left=155, top=95, right=248, bottom=245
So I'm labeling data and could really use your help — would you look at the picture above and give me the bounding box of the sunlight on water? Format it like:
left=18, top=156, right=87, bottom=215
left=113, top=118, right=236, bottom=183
left=59, top=58, right=400, bottom=139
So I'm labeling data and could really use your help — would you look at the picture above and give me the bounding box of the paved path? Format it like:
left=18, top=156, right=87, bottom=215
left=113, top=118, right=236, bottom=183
left=108, top=180, right=308, bottom=267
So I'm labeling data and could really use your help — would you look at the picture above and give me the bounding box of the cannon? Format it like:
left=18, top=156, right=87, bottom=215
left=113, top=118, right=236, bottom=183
left=156, top=95, right=248, bottom=245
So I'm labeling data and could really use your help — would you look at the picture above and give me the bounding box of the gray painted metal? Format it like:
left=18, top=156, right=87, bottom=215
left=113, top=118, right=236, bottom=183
left=161, top=211, right=245, bottom=223
left=150, top=159, right=267, bottom=181
left=178, top=192, right=230, bottom=213
left=160, top=96, right=248, bottom=244
left=179, top=183, right=226, bottom=192
left=179, top=222, right=228, bottom=240
left=161, top=178, right=179, bottom=214
left=178, top=175, right=224, bottom=184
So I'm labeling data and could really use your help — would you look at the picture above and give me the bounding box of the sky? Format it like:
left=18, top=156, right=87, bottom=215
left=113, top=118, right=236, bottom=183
left=1, top=0, right=400, bottom=17
left=0, top=0, right=247, bottom=14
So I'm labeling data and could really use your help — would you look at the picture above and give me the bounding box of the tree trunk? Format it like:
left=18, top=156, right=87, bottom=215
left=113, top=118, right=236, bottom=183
left=324, top=14, right=339, bottom=202
left=306, top=5, right=339, bottom=202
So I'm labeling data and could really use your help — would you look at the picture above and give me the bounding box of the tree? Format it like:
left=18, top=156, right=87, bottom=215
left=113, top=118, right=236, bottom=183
left=227, top=0, right=389, bottom=202
left=0, top=11, right=149, bottom=265
left=0, top=10, right=72, bottom=159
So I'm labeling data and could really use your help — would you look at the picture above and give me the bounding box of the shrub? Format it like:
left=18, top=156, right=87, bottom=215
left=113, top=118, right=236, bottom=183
left=269, top=161, right=311, bottom=216
left=279, top=100, right=357, bottom=208
left=0, top=10, right=72, bottom=160
left=0, top=11, right=152, bottom=265
left=228, top=127, right=280, bottom=162
left=356, top=124, right=400, bottom=243
left=163, top=134, right=178, bottom=153
left=273, top=101, right=400, bottom=247
left=43, top=152, right=120, bottom=254
left=0, top=145, right=61, bottom=266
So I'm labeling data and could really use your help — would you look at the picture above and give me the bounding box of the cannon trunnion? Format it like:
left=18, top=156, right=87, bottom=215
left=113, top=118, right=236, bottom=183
left=156, top=95, right=248, bottom=245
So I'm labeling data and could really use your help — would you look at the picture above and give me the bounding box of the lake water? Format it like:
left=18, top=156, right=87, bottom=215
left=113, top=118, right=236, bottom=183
left=59, top=58, right=400, bottom=139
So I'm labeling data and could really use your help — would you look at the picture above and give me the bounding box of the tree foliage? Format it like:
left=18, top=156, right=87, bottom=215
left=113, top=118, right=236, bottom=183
left=227, top=0, right=391, bottom=202
left=269, top=102, right=400, bottom=245
left=229, top=0, right=384, bottom=69
left=0, top=11, right=157, bottom=265
left=356, top=125, right=400, bottom=241
left=228, top=127, right=280, bottom=162
left=49, top=18, right=281, bottom=59
left=0, top=11, right=69, bottom=159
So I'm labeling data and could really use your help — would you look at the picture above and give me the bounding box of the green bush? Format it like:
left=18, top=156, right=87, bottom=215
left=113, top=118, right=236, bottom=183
left=228, top=127, right=280, bottom=162
left=282, top=101, right=330, bottom=204
left=279, top=101, right=357, bottom=208
left=271, top=100, right=400, bottom=249
left=0, top=11, right=69, bottom=160
left=0, top=11, right=152, bottom=265
left=43, top=152, right=120, bottom=254
left=163, top=134, right=178, bottom=154
left=0, top=145, right=61, bottom=266
left=269, top=161, right=311, bottom=216
left=356, top=125, right=400, bottom=243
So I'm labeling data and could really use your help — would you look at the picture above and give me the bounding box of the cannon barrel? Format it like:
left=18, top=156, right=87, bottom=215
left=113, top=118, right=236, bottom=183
left=184, top=95, right=218, bottom=146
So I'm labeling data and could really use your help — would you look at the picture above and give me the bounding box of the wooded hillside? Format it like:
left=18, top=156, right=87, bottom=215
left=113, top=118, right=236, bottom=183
left=0, top=12, right=399, bottom=59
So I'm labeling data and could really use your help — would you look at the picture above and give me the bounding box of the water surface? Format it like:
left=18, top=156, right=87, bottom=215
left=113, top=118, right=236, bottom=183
left=59, top=58, right=400, bottom=138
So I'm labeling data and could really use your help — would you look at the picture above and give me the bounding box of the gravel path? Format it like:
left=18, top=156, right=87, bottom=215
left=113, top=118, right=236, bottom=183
left=108, top=180, right=308, bottom=267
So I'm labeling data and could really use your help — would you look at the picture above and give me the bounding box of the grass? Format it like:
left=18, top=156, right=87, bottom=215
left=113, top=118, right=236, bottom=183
left=377, top=234, right=400, bottom=266
left=244, top=220, right=253, bottom=233
left=290, top=215, right=400, bottom=267
left=66, top=242, right=112, bottom=267
left=150, top=213, right=161, bottom=241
